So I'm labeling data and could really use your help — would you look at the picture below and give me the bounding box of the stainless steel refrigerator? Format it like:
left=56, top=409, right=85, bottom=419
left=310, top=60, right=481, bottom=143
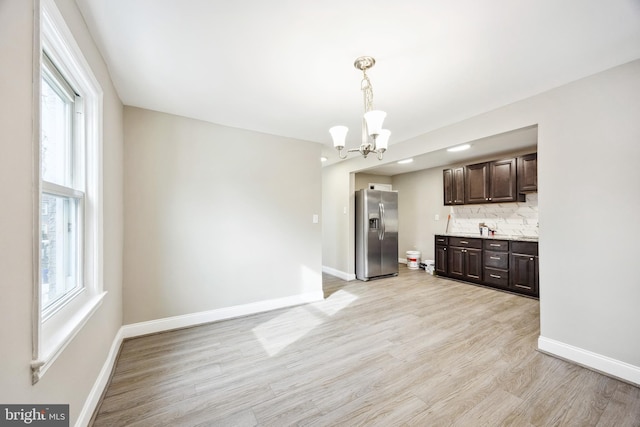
left=355, top=189, right=399, bottom=281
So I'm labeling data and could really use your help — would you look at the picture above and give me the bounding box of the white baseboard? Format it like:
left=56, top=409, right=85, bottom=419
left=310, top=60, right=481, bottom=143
left=75, top=327, right=124, bottom=427
left=538, top=336, right=640, bottom=386
left=322, top=265, right=356, bottom=281
left=121, top=291, right=325, bottom=339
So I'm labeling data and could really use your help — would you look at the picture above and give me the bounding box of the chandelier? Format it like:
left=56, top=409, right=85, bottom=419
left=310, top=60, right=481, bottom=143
left=330, top=56, right=390, bottom=160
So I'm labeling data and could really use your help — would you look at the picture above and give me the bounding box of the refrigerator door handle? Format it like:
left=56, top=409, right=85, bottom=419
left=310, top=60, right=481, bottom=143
left=379, top=202, right=385, bottom=240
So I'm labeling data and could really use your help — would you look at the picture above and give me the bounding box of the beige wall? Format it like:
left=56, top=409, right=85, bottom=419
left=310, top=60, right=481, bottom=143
left=391, top=167, right=451, bottom=261
left=123, top=107, right=323, bottom=323
left=537, top=60, right=640, bottom=367
left=321, top=162, right=354, bottom=277
left=323, top=60, right=640, bottom=377
left=0, top=0, right=124, bottom=424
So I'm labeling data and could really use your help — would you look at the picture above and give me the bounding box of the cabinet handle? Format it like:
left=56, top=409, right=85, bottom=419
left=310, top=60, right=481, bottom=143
left=489, top=244, right=501, bottom=247
left=490, top=256, right=501, bottom=260
left=489, top=198, right=492, bottom=201
left=490, top=274, right=501, bottom=279
left=530, top=257, right=534, bottom=261
left=515, top=284, right=532, bottom=290
left=460, top=241, right=469, bottom=244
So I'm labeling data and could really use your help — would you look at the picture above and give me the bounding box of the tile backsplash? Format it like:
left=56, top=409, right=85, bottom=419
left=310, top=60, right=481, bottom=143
left=449, top=193, right=538, bottom=237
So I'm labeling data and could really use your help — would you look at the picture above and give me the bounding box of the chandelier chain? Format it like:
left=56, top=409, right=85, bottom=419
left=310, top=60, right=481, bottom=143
left=361, top=70, right=374, bottom=113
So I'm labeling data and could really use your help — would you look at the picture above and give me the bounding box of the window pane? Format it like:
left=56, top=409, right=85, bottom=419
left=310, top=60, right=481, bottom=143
left=41, top=193, right=80, bottom=310
left=41, top=74, right=73, bottom=187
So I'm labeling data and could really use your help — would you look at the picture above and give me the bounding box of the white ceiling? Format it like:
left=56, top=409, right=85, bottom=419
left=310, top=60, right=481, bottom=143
left=77, top=0, right=640, bottom=171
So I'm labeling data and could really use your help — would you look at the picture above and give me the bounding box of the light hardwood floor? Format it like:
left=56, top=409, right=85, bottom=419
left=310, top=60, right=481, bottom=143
left=92, top=267, right=640, bottom=426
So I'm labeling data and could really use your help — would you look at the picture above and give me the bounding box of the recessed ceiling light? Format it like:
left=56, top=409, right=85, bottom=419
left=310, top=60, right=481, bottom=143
left=447, top=144, right=471, bottom=152
left=397, top=158, right=414, bottom=164
left=320, top=156, right=328, bottom=162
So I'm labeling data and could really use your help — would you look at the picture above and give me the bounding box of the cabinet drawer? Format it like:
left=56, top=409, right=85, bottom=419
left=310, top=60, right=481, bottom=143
left=484, top=250, right=509, bottom=269
left=511, top=241, right=538, bottom=256
left=448, top=237, right=482, bottom=249
left=484, top=267, right=509, bottom=288
left=483, top=240, right=509, bottom=251
left=511, top=282, right=536, bottom=295
left=435, top=235, right=448, bottom=245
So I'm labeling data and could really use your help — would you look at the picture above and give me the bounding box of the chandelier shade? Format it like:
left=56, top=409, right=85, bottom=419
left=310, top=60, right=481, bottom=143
left=363, top=110, right=386, bottom=136
left=329, top=126, right=348, bottom=150
left=330, top=56, right=390, bottom=161
left=376, top=129, right=391, bottom=152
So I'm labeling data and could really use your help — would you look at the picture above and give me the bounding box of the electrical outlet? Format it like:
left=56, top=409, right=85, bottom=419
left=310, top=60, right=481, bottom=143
left=434, top=214, right=440, bottom=221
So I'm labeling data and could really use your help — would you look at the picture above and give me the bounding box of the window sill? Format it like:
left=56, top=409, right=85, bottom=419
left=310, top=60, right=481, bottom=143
left=31, top=291, right=107, bottom=384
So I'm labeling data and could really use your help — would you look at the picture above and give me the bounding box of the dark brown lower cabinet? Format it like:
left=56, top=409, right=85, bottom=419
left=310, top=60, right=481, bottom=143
left=447, top=246, right=464, bottom=278
left=465, top=248, right=483, bottom=282
left=447, top=246, right=483, bottom=282
left=483, top=240, right=509, bottom=289
left=510, top=254, right=539, bottom=296
left=435, top=245, right=448, bottom=275
left=435, top=235, right=538, bottom=298
left=446, top=237, right=483, bottom=283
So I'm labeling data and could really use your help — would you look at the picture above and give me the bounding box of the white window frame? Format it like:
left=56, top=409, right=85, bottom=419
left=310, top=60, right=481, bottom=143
left=32, top=0, right=105, bottom=384
left=40, top=51, right=85, bottom=318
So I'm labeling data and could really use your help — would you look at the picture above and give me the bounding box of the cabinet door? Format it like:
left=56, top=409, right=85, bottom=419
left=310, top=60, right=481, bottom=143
left=490, top=158, right=519, bottom=202
left=518, top=153, right=537, bottom=193
left=453, top=167, right=465, bottom=204
left=510, top=254, right=538, bottom=296
left=448, top=247, right=465, bottom=279
left=435, top=245, right=448, bottom=275
left=465, top=162, right=489, bottom=203
left=465, top=248, right=483, bottom=282
left=443, top=167, right=465, bottom=205
left=443, top=169, right=453, bottom=205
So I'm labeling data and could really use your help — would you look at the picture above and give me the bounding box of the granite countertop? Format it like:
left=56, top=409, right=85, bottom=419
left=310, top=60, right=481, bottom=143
left=442, top=233, right=538, bottom=242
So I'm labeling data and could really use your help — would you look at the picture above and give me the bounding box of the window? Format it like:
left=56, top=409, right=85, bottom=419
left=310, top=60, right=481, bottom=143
left=40, top=53, right=84, bottom=317
left=32, top=0, right=104, bottom=384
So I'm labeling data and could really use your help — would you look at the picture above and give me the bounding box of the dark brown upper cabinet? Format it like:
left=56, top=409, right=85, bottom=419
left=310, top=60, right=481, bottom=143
left=491, top=158, right=523, bottom=202
left=517, top=153, right=537, bottom=193
left=465, top=158, right=524, bottom=204
left=443, top=167, right=465, bottom=205
left=464, top=162, right=490, bottom=203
